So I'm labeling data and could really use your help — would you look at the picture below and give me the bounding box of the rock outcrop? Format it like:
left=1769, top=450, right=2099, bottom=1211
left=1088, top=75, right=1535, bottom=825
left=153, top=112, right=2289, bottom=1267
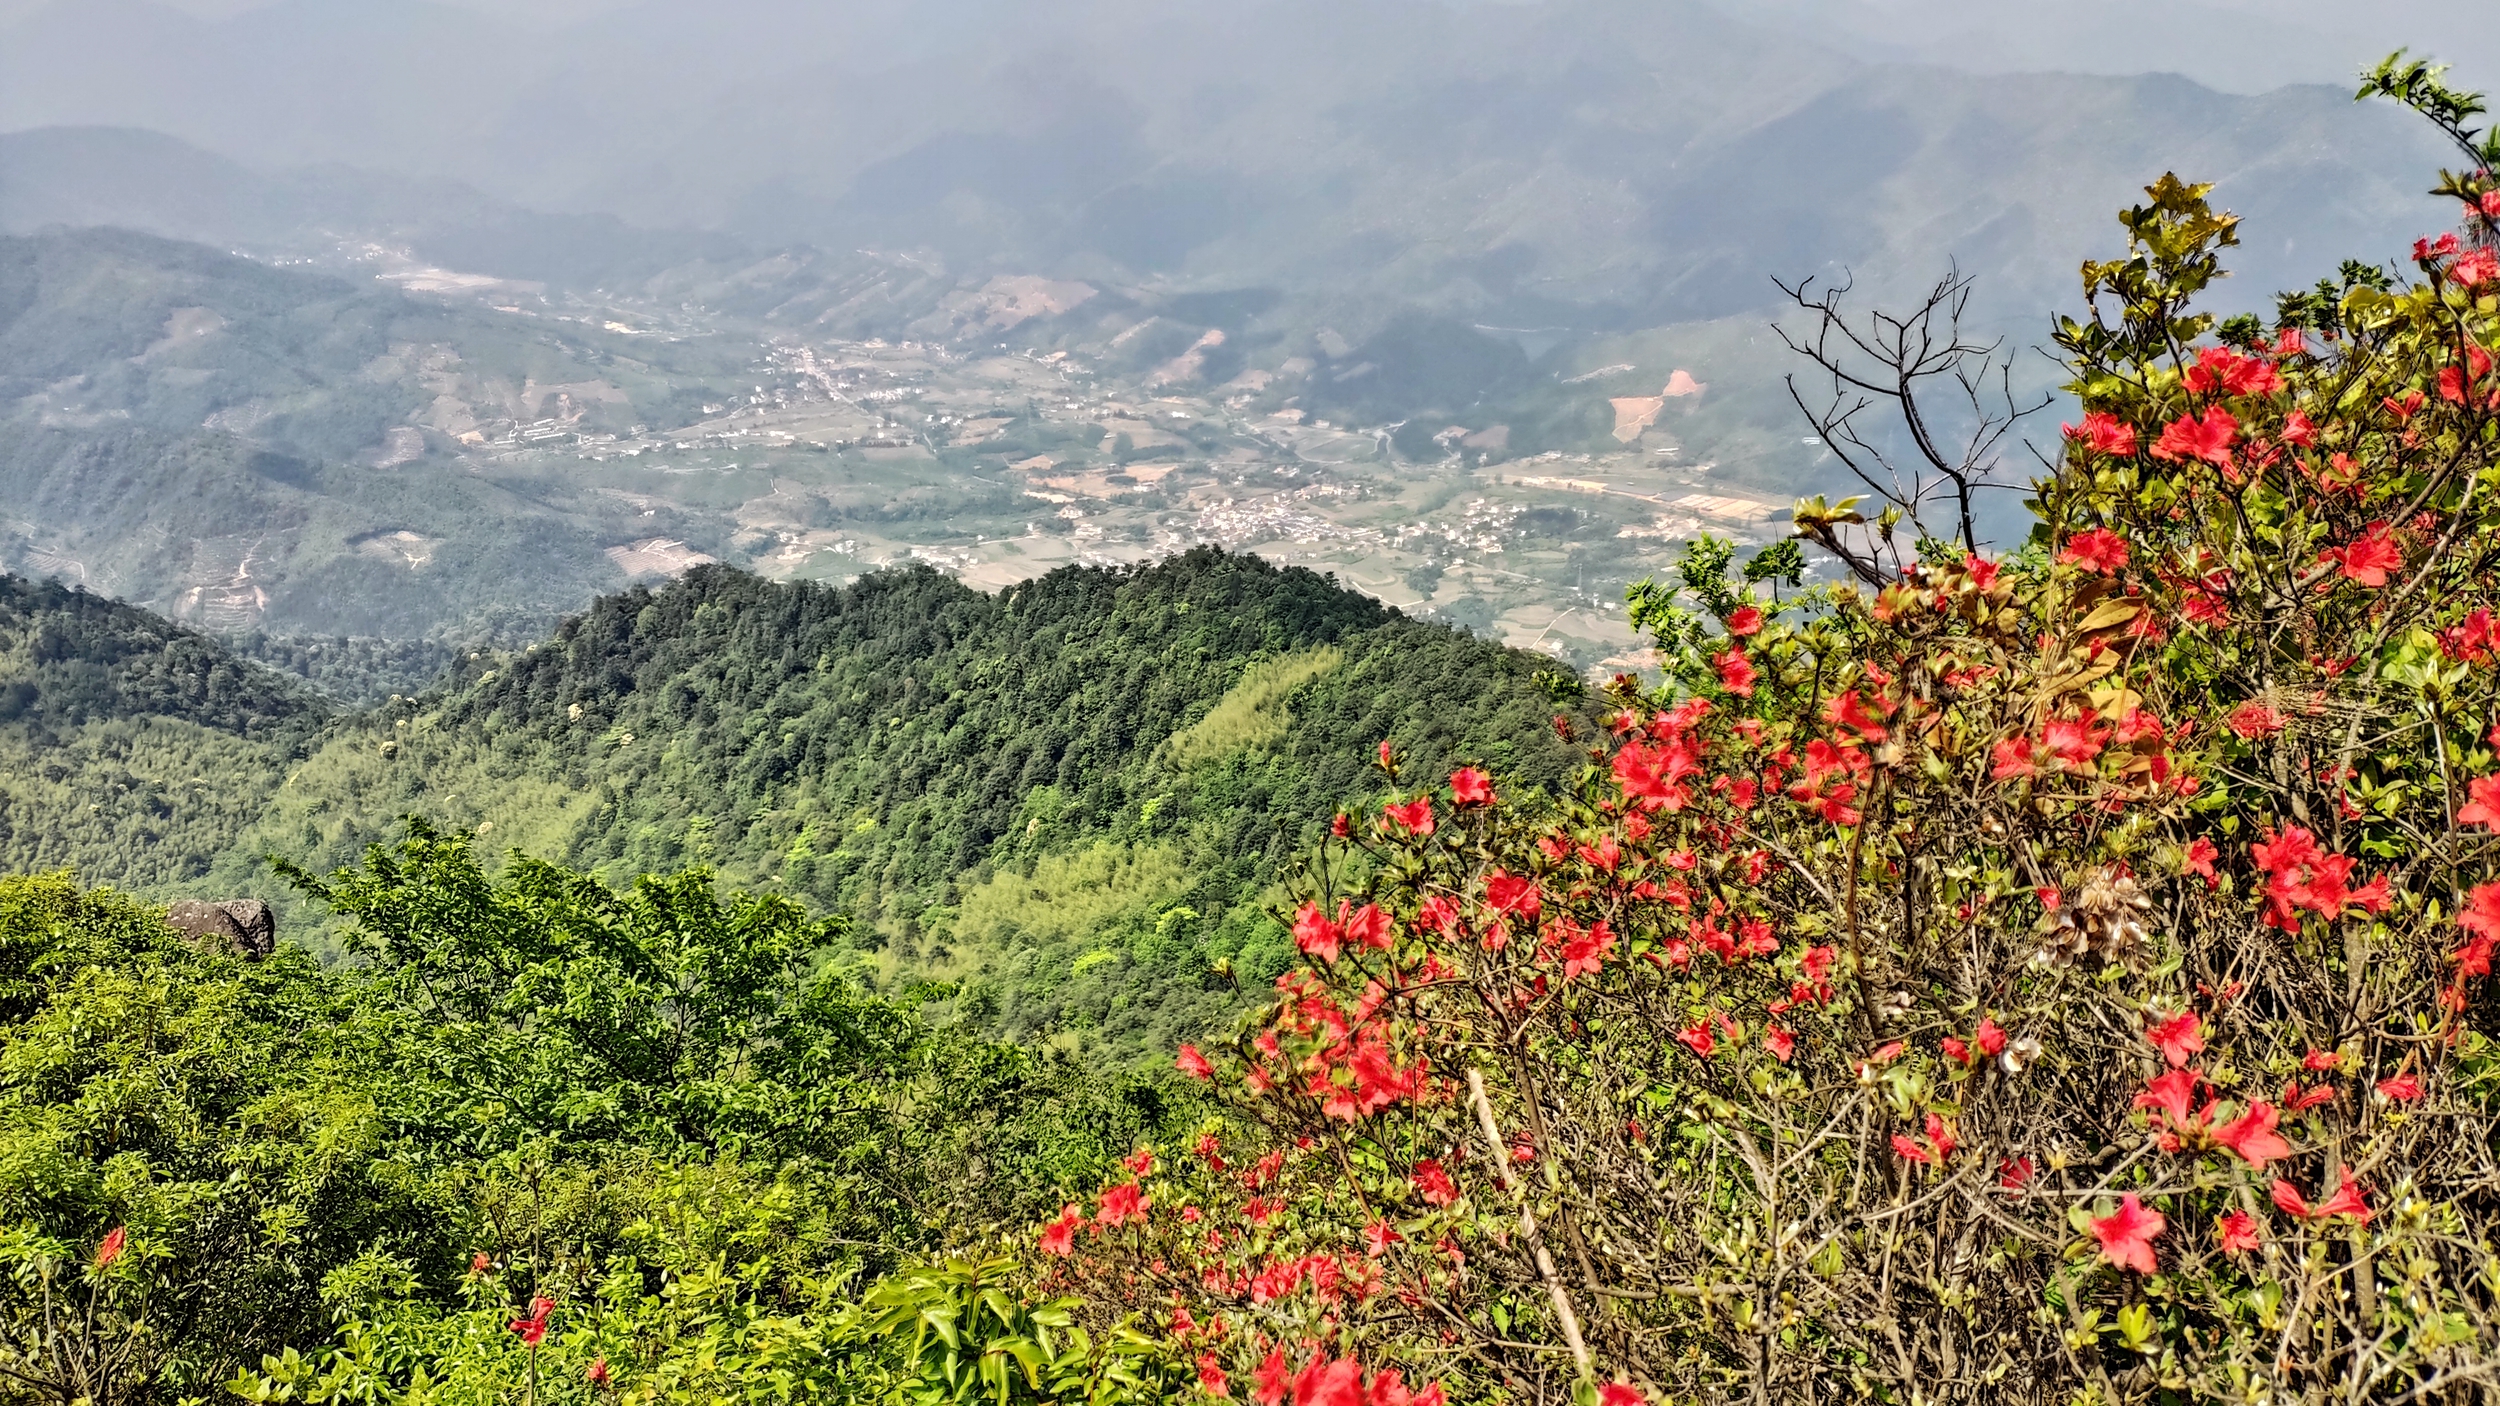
left=165, top=898, right=276, bottom=959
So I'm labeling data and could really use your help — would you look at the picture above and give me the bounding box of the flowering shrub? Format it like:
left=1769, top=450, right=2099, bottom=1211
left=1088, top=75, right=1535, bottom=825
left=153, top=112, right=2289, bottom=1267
left=1031, top=82, right=2500, bottom=1406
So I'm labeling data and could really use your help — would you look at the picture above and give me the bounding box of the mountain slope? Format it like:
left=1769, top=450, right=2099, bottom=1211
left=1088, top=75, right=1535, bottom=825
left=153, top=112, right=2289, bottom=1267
left=0, top=574, right=320, bottom=885
left=0, top=550, right=1580, bottom=1050
left=0, top=226, right=757, bottom=636
left=234, top=549, right=1579, bottom=1049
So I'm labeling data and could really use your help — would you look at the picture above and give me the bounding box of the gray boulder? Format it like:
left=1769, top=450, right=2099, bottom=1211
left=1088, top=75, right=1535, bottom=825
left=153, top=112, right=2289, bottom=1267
left=165, top=898, right=277, bottom=960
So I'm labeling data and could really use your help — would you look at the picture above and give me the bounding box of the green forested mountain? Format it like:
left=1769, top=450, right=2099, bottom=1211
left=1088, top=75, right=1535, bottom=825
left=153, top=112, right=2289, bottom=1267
left=0, top=575, right=319, bottom=887
left=0, top=548, right=1576, bottom=1052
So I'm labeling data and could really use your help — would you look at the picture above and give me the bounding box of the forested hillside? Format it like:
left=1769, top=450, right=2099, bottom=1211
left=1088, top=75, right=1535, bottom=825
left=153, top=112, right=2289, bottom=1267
left=235, top=549, right=1580, bottom=1051
left=0, top=575, right=318, bottom=887
left=0, top=548, right=1578, bottom=1051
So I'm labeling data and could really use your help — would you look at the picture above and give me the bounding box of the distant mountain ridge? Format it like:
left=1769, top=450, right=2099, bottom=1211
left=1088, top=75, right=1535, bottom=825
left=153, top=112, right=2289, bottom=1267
left=0, top=0, right=2464, bottom=336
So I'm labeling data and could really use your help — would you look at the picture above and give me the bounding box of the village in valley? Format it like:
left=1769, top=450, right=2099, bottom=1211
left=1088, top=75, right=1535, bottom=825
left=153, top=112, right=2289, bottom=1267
left=352, top=267, right=1805, bottom=678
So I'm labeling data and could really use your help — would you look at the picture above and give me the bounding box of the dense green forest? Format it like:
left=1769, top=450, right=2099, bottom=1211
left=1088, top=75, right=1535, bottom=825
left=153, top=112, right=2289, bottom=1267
left=0, top=545, right=1582, bottom=1404
left=0, top=548, right=1577, bottom=1051
left=0, top=856, right=1190, bottom=1405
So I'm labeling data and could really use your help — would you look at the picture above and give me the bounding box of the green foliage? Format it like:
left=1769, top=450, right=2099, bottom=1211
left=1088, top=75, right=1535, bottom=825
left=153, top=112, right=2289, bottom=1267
left=0, top=873, right=441, bottom=1400
left=0, top=856, right=1199, bottom=1406
left=226, top=549, right=1578, bottom=1053
left=0, top=574, right=322, bottom=739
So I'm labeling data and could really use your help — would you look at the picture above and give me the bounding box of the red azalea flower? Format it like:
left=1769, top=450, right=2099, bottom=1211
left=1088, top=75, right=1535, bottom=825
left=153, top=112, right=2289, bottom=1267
left=1176, top=1045, right=1215, bottom=1080
left=1342, top=902, right=1393, bottom=950
left=94, top=1227, right=125, bottom=1271
left=2063, top=411, right=2139, bottom=456
left=1483, top=871, right=1542, bottom=920
left=587, top=1359, right=612, bottom=1389
left=1039, top=1204, right=1083, bottom=1256
left=2227, top=701, right=2285, bottom=738
left=1198, top=1354, right=1230, bottom=1399
left=2321, top=522, right=2403, bottom=587
left=1714, top=649, right=1757, bottom=697
left=1292, top=902, right=1342, bottom=962
left=2057, top=526, right=2131, bottom=574
left=2211, top=1101, right=2293, bottom=1167
left=2090, top=1194, right=2166, bottom=1274
left=2184, top=838, right=2219, bottom=886
left=2272, top=1169, right=2372, bottom=1223
left=2134, top=1068, right=2200, bottom=1131
left=2217, top=1211, right=2263, bottom=1254
left=1449, top=767, right=1495, bottom=805
left=2149, top=408, right=2238, bottom=467
left=2458, top=775, right=2500, bottom=830
left=2376, top=1074, right=2423, bottom=1102
left=1725, top=604, right=1763, bottom=636
left=1097, top=1182, right=1148, bottom=1227
left=2145, top=1011, right=2204, bottom=1068
left=510, top=1296, right=553, bottom=1348
left=1253, top=1349, right=1292, bottom=1406
left=1382, top=798, right=1435, bottom=836
left=1412, top=1158, right=1459, bottom=1207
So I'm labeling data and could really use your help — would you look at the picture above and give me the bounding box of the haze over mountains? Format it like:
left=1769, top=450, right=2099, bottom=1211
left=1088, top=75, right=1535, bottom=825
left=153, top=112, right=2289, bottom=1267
left=0, top=0, right=2491, bottom=658
left=1, top=0, right=2476, bottom=329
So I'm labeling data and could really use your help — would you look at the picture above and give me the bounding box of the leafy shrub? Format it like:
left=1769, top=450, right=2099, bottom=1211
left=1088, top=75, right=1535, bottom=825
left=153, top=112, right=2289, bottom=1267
left=1031, top=74, right=2500, bottom=1406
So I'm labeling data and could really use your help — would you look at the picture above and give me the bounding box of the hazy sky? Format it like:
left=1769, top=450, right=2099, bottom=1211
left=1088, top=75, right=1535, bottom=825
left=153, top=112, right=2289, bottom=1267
left=57, top=0, right=2497, bottom=92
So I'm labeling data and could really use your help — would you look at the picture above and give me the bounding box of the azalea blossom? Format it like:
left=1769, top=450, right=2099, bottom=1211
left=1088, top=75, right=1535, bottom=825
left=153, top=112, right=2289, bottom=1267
left=2458, top=775, right=2500, bottom=830
left=2090, top=1194, right=2166, bottom=1274
left=1293, top=903, right=1342, bottom=962
left=1725, top=604, right=1764, bottom=636
left=2321, top=522, right=2403, bottom=587
left=1039, top=1203, right=1083, bottom=1256
left=1253, top=1350, right=1291, bottom=1406
left=2272, top=1168, right=2371, bottom=1224
left=95, top=1227, right=125, bottom=1271
left=1176, top=1044, right=1215, bottom=1080
left=2064, top=411, right=2139, bottom=456
left=510, top=1295, right=554, bottom=1348
left=1097, top=1181, right=1148, bottom=1227
left=2227, top=701, right=2286, bottom=738
left=2150, top=408, right=2238, bottom=467
left=1382, top=798, right=1435, bottom=836
left=2217, top=1211, right=2263, bottom=1254
left=2145, top=1011, right=2204, bottom=1068
left=2057, top=527, right=2131, bottom=574
left=1483, top=871, right=1542, bottom=920
left=2211, top=1101, right=2293, bottom=1167
left=1412, top=1158, right=1459, bottom=1207
left=1449, top=767, right=1495, bottom=805
left=1714, top=649, right=1757, bottom=697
